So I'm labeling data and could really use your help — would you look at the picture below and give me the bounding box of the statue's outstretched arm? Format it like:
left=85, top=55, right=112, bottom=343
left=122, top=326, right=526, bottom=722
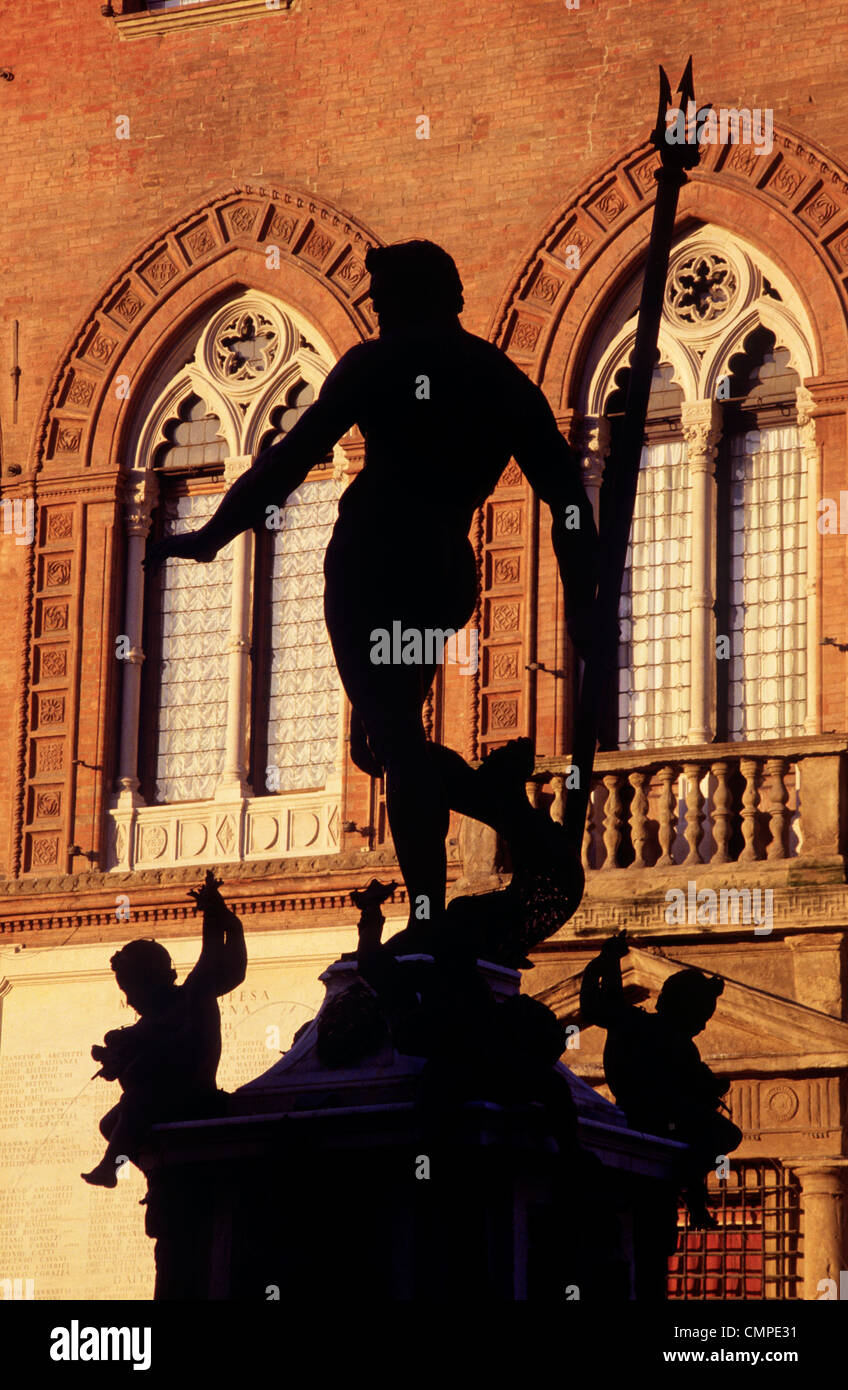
left=186, top=871, right=248, bottom=997
left=580, top=931, right=629, bottom=1027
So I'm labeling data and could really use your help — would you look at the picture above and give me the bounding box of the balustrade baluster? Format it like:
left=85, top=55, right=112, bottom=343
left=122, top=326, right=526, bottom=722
left=683, top=762, right=705, bottom=866
left=550, top=773, right=565, bottom=825
left=739, top=757, right=760, bottom=862
left=710, top=760, right=731, bottom=864
left=657, top=765, right=678, bottom=866
left=628, top=769, right=649, bottom=868
left=765, top=756, right=789, bottom=860
left=601, top=773, right=623, bottom=869
left=582, top=787, right=594, bottom=871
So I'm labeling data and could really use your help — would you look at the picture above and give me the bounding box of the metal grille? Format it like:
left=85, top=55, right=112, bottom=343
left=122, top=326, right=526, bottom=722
left=668, top=1160, right=801, bottom=1300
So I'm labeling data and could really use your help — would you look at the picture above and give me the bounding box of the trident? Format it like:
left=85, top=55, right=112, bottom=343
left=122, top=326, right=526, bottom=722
left=561, top=59, right=711, bottom=867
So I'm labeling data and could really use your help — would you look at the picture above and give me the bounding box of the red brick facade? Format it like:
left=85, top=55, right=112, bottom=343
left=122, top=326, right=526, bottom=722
left=3, top=0, right=847, bottom=927
left=2, top=0, right=848, bottom=1300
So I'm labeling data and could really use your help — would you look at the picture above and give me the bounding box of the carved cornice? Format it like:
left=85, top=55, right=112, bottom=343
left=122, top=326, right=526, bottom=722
left=534, top=879, right=848, bottom=941
left=802, top=376, right=848, bottom=413
left=538, top=732, right=848, bottom=773
left=536, top=945, right=848, bottom=1061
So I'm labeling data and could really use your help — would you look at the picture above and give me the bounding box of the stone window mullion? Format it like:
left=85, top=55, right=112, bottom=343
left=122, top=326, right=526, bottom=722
left=113, top=469, right=159, bottom=867
left=215, top=455, right=254, bottom=801
left=116, top=471, right=159, bottom=797
left=681, top=400, right=722, bottom=744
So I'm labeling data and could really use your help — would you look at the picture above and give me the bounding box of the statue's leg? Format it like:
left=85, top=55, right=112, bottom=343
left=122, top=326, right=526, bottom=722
left=327, top=625, right=449, bottom=925
left=351, top=695, right=542, bottom=847
left=325, top=533, right=479, bottom=934
left=367, top=667, right=451, bottom=929
left=99, top=1101, right=121, bottom=1141
left=427, top=739, right=535, bottom=838
left=82, top=1100, right=139, bottom=1187
left=321, top=528, right=578, bottom=932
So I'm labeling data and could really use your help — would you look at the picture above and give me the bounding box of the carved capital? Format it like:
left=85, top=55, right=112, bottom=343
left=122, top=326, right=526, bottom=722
left=796, top=385, right=819, bottom=455
left=224, top=454, right=253, bottom=485
left=124, top=468, right=159, bottom=536
left=681, top=399, right=721, bottom=470
left=575, top=415, right=611, bottom=491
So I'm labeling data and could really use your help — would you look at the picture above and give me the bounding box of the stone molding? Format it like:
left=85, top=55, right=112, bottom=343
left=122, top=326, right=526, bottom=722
left=109, top=789, right=343, bottom=872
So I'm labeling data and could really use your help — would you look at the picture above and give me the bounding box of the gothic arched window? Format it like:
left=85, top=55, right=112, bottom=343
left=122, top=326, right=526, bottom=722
left=110, top=294, right=347, bottom=870
left=580, top=228, right=817, bottom=753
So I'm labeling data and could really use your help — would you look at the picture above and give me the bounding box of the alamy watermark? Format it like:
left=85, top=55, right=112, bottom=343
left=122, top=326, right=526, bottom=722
left=818, top=1271, right=848, bottom=1299
left=0, top=498, right=34, bottom=545
left=817, top=493, right=848, bottom=533
left=50, top=1320, right=151, bottom=1370
left=666, top=100, right=773, bottom=157
left=370, top=622, right=479, bottom=675
left=665, top=880, right=773, bottom=935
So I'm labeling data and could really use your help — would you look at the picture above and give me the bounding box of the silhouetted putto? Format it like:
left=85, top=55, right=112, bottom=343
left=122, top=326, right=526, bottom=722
left=581, top=930, right=742, bottom=1228
left=82, top=871, right=246, bottom=1187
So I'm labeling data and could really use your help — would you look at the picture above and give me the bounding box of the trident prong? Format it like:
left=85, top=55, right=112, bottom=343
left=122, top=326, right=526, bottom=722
left=677, top=54, right=695, bottom=110
left=651, top=55, right=710, bottom=172
left=651, top=64, right=673, bottom=148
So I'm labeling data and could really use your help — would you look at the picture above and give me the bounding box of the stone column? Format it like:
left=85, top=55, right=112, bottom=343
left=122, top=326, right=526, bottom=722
left=681, top=401, right=721, bottom=744
left=335, top=430, right=364, bottom=825
left=116, top=470, right=159, bottom=802
left=569, top=416, right=611, bottom=746
left=792, top=1160, right=848, bottom=1299
left=797, top=386, right=820, bottom=736
left=113, top=469, right=159, bottom=869
left=216, top=455, right=253, bottom=799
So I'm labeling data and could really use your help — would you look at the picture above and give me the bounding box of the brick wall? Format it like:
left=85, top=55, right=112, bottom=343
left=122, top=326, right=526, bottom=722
left=0, top=0, right=847, bottom=930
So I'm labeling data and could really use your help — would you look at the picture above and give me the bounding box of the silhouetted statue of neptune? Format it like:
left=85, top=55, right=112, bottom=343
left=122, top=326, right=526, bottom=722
left=147, top=242, right=598, bottom=953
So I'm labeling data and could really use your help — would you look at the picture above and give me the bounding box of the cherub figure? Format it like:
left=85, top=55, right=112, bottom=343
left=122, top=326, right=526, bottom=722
left=580, top=930, right=742, bottom=1228
left=81, top=870, right=247, bottom=1188
left=144, top=241, right=598, bottom=954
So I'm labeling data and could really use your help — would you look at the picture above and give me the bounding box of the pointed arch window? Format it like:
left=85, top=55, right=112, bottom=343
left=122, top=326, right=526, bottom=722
left=579, top=228, right=818, bottom=752
left=110, top=294, right=347, bottom=870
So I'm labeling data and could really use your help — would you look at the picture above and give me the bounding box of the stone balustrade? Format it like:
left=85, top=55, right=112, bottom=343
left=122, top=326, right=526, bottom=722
left=531, top=735, right=848, bottom=874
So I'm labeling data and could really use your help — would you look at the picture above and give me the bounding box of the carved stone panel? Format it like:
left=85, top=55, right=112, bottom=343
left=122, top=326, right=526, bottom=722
left=731, top=1076, right=842, bottom=1158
